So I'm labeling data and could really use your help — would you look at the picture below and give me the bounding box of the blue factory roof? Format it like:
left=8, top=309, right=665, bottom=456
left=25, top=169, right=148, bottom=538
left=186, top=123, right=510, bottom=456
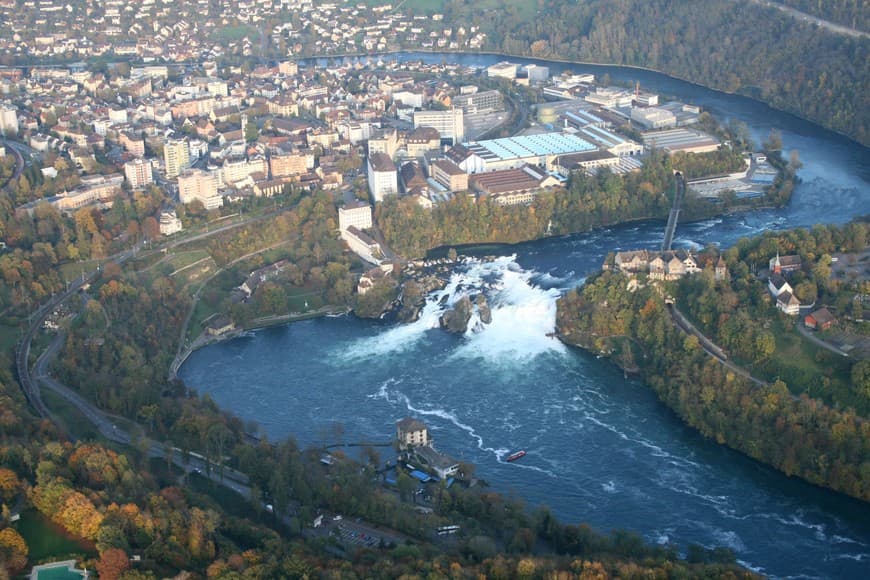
left=580, top=124, right=626, bottom=147
left=566, top=110, right=605, bottom=126
left=465, top=133, right=595, bottom=162
left=409, top=469, right=432, bottom=482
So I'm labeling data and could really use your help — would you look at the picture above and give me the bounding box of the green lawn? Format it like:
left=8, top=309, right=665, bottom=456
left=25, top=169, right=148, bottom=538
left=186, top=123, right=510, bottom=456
left=752, top=316, right=859, bottom=413
left=15, top=509, right=96, bottom=563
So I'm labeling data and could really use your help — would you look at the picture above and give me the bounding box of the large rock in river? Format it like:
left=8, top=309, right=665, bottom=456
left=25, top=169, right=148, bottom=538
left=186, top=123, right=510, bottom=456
left=440, top=295, right=473, bottom=333
left=475, top=294, right=492, bottom=325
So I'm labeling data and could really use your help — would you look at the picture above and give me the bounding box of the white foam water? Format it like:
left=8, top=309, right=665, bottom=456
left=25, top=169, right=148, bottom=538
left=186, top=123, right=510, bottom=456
left=345, top=255, right=566, bottom=363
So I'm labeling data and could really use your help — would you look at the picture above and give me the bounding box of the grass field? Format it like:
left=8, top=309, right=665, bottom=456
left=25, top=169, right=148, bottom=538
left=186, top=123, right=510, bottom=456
left=751, top=317, right=860, bottom=412
left=15, top=509, right=96, bottom=563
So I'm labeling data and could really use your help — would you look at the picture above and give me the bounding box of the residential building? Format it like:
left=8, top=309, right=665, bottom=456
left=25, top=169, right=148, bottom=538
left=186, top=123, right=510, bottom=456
left=338, top=200, right=373, bottom=232
left=222, top=156, right=267, bottom=186
left=164, top=138, right=190, bottom=178
left=124, top=158, right=153, bottom=189
left=396, top=417, right=429, bottom=448
left=159, top=208, right=182, bottom=235
left=119, top=131, right=145, bottom=157
left=367, top=152, right=398, bottom=202
left=0, top=105, right=18, bottom=136
left=805, top=307, right=836, bottom=330
left=367, top=128, right=399, bottom=158
left=405, top=126, right=440, bottom=157
left=178, top=168, right=221, bottom=209
left=269, top=151, right=314, bottom=177
left=776, top=291, right=801, bottom=316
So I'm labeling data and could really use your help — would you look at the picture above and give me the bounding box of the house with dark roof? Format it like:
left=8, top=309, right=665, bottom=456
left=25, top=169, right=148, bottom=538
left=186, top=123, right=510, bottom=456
left=805, top=307, right=837, bottom=330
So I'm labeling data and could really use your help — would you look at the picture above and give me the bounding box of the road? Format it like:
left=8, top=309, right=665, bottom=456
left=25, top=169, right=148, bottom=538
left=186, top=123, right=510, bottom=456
left=0, top=138, right=25, bottom=191
left=795, top=322, right=850, bottom=357
left=12, top=212, right=289, bottom=499
left=743, top=0, right=869, bottom=39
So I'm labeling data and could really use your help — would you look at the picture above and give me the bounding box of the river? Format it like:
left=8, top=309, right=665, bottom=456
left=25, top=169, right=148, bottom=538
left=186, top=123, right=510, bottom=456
left=180, top=54, right=870, bottom=578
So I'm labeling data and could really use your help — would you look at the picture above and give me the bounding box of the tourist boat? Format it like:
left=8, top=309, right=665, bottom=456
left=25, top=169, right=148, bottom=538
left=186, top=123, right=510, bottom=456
left=506, top=450, right=526, bottom=462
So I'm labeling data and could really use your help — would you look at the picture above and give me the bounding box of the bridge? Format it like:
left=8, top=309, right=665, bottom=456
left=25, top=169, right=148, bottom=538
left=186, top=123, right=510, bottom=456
left=661, top=171, right=685, bottom=252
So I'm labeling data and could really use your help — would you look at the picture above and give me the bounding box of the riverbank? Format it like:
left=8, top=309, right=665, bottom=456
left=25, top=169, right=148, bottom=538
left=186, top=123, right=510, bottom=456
left=555, top=264, right=870, bottom=503
left=169, top=306, right=350, bottom=378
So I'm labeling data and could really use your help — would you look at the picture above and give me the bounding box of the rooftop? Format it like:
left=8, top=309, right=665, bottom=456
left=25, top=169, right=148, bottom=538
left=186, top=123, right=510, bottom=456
left=465, top=132, right=595, bottom=162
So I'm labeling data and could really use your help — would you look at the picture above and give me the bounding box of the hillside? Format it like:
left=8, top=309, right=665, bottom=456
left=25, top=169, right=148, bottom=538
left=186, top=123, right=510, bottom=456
left=556, top=222, right=870, bottom=501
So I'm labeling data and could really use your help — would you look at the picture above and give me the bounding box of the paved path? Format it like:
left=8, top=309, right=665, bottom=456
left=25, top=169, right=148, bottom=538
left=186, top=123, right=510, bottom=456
left=796, top=323, right=850, bottom=357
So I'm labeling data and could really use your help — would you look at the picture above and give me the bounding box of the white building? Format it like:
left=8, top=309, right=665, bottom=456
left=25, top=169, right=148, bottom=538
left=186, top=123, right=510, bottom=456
left=124, top=158, right=153, bottom=189
left=367, top=153, right=398, bottom=203
left=630, top=107, right=677, bottom=130
left=338, top=201, right=373, bottom=232
left=164, top=138, right=190, bottom=179
left=524, top=64, right=550, bottom=83
left=413, top=108, right=464, bottom=144
left=487, top=61, right=518, bottom=80
left=159, top=208, right=183, bottom=235
left=0, top=105, right=18, bottom=136
left=178, top=168, right=221, bottom=209
left=222, top=156, right=267, bottom=186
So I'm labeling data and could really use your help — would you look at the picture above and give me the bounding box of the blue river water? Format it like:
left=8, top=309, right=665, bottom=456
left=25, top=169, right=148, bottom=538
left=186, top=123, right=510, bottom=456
left=180, top=55, right=870, bottom=578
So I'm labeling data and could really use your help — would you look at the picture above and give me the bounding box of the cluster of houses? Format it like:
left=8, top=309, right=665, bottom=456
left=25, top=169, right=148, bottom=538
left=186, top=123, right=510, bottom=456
left=610, top=248, right=728, bottom=282
left=766, top=252, right=839, bottom=328
left=0, top=1, right=487, bottom=62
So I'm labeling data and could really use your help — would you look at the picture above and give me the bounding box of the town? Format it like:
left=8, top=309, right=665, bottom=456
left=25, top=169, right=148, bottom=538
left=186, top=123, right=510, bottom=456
left=1, top=48, right=779, bottom=274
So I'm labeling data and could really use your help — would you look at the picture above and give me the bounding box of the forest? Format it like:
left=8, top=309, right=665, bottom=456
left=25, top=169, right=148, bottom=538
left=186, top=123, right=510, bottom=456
left=422, top=0, right=869, bottom=147
left=778, top=0, right=869, bottom=32
left=556, top=222, right=870, bottom=502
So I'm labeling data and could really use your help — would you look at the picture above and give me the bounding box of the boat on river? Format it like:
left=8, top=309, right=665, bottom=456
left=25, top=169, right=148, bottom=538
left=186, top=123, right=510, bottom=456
left=506, top=450, right=526, bottom=462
